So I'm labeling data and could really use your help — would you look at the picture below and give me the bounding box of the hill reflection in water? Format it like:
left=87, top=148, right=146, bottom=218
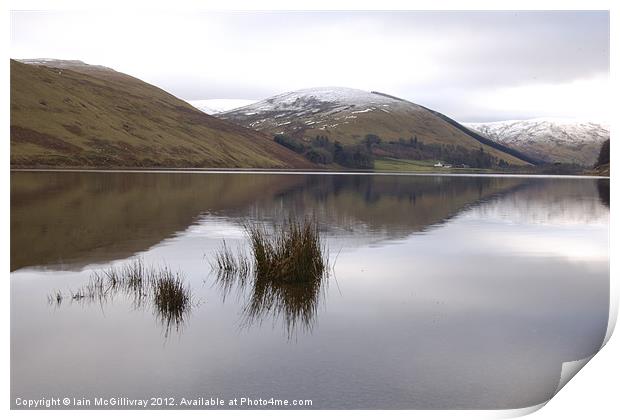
left=12, top=171, right=531, bottom=271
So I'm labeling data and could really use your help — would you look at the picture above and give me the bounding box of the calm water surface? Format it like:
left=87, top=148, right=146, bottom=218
left=11, top=172, right=609, bottom=409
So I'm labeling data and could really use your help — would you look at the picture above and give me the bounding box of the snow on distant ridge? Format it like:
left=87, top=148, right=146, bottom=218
left=465, top=118, right=609, bottom=165
left=465, top=118, right=609, bottom=144
left=467, top=117, right=608, bottom=128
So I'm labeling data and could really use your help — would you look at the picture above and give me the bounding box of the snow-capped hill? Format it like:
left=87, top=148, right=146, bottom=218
left=465, top=119, right=609, bottom=166
left=219, top=87, right=426, bottom=133
left=220, top=87, right=529, bottom=167
left=246, top=87, right=411, bottom=111
left=466, top=118, right=609, bottom=145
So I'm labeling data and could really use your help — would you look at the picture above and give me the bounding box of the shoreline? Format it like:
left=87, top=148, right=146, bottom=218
left=10, top=167, right=609, bottom=179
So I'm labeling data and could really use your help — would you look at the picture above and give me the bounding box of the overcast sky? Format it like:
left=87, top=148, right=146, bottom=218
left=11, top=10, right=609, bottom=122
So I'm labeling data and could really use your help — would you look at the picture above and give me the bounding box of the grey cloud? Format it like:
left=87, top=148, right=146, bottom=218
left=11, top=10, right=609, bottom=121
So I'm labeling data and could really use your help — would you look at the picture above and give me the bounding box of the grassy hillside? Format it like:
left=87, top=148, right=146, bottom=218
left=10, top=60, right=312, bottom=168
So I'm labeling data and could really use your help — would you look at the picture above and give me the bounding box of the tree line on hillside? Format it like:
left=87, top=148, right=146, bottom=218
left=373, top=135, right=507, bottom=168
left=274, top=134, right=374, bottom=169
left=274, top=132, right=514, bottom=169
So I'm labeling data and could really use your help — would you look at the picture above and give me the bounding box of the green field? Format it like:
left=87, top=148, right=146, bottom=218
left=374, top=158, right=494, bottom=173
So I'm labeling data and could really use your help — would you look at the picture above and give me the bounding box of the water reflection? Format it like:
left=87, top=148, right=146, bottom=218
left=469, top=178, right=609, bottom=225
left=11, top=171, right=527, bottom=271
left=597, top=178, right=610, bottom=207
left=10, top=172, right=610, bottom=409
left=10, top=172, right=301, bottom=271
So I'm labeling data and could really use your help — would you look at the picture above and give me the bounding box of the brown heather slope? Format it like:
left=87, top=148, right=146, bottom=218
left=10, top=59, right=313, bottom=168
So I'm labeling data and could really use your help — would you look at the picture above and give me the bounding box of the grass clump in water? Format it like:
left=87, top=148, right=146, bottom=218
left=47, top=290, right=64, bottom=307
left=212, top=241, right=250, bottom=277
left=151, top=268, right=192, bottom=332
left=246, top=218, right=327, bottom=285
left=212, top=218, right=330, bottom=337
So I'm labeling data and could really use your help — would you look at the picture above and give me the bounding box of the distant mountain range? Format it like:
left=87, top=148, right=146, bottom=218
left=11, top=59, right=311, bottom=168
left=465, top=119, right=609, bottom=166
left=220, top=87, right=531, bottom=168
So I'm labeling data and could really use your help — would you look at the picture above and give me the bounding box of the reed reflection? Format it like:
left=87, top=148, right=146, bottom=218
left=48, top=260, right=193, bottom=337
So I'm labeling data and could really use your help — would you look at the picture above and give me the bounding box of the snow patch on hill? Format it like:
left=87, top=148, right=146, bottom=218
left=17, top=58, right=115, bottom=72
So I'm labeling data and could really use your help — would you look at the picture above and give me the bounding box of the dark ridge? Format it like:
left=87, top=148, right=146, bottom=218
left=595, top=138, right=610, bottom=167
left=417, top=105, right=544, bottom=165
left=371, top=89, right=543, bottom=165
left=370, top=91, right=406, bottom=101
